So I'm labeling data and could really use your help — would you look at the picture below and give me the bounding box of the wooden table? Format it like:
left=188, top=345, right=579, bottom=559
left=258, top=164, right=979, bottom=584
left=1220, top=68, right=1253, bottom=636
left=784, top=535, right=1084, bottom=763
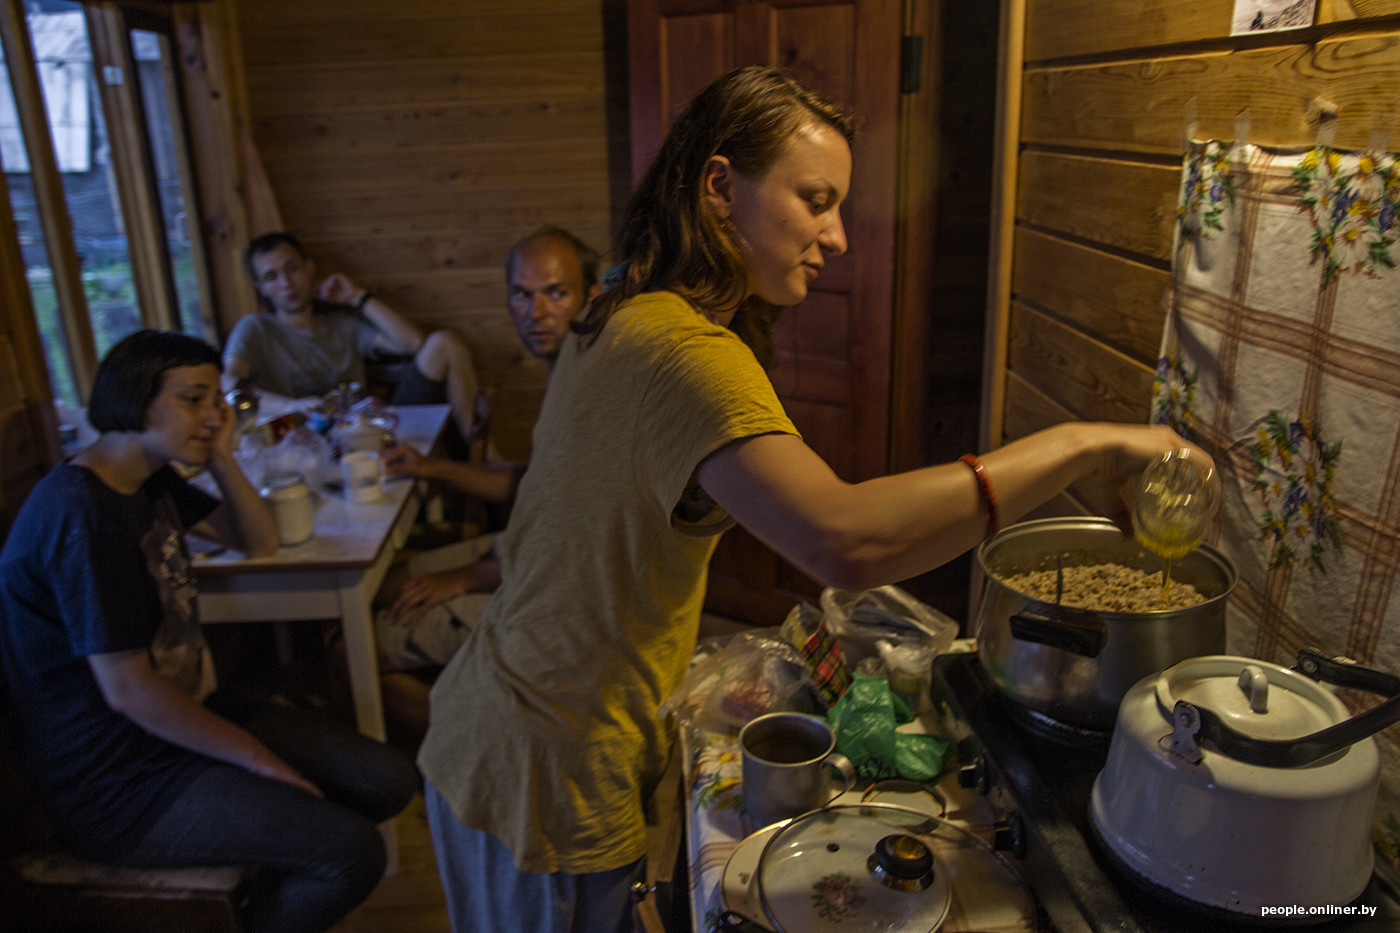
left=194, top=404, right=450, bottom=743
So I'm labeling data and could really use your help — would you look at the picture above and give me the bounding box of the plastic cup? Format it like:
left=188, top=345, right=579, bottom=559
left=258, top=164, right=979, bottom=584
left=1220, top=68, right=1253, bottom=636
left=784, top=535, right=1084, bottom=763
left=341, top=450, right=384, bottom=504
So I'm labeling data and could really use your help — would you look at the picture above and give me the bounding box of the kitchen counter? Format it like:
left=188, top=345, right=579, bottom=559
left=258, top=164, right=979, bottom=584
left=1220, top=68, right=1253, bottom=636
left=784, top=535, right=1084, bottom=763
left=656, top=642, right=1400, bottom=933
left=675, top=641, right=1041, bottom=933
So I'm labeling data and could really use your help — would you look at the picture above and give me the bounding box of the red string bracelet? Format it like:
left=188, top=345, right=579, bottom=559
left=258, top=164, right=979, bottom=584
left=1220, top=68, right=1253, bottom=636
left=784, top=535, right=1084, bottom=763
left=959, top=453, right=1000, bottom=541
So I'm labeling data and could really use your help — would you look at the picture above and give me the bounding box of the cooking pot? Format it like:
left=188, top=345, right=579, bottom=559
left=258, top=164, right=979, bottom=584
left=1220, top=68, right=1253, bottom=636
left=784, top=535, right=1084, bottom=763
left=975, top=517, right=1235, bottom=731
left=1090, top=649, right=1400, bottom=917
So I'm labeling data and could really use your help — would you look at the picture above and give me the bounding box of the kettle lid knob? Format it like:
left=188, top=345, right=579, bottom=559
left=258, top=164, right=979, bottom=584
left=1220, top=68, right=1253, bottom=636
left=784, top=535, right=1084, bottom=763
left=1237, top=664, right=1270, bottom=713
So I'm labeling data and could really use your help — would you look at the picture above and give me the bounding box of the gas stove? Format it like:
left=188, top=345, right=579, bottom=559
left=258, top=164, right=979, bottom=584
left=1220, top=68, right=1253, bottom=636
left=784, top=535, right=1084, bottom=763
left=930, top=651, right=1400, bottom=933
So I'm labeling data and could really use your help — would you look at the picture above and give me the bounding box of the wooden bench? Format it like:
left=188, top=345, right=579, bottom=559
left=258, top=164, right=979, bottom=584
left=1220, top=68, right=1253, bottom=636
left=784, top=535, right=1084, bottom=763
left=4, top=843, right=253, bottom=933
left=1, top=696, right=254, bottom=932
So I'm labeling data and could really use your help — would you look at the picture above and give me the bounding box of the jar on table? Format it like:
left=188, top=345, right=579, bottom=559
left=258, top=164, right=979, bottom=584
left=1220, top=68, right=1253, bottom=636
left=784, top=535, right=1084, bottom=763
left=261, top=471, right=315, bottom=547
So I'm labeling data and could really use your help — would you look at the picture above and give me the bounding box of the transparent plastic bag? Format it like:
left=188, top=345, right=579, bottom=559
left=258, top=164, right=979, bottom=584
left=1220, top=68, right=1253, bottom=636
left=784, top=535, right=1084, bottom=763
left=260, top=426, right=333, bottom=489
left=875, top=638, right=936, bottom=715
left=659, top=631, right=819, bottom=738
left=819, top=585, right=958, bottom=671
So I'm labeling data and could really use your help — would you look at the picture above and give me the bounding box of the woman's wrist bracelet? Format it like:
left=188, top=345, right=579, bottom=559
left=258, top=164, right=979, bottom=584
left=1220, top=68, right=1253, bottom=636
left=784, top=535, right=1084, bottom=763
left=959, top=453, right=1000, bottom=541
left=353, top=291, right=373, bottom=313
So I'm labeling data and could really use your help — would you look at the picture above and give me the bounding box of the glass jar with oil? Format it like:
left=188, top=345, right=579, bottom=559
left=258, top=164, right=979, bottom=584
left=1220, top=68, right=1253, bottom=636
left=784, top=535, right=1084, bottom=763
left=1133, top=448, right=1220, bottom=607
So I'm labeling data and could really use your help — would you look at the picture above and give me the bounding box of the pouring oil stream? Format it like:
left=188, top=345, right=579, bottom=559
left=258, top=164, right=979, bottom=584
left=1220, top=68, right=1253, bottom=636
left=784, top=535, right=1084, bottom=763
left=1132, top=449, right=1221, bottom=609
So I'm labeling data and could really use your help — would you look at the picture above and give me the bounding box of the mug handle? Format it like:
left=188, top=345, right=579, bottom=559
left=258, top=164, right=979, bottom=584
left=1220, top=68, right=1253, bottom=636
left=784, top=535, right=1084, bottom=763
left=823, top=752, right=857, bottom=806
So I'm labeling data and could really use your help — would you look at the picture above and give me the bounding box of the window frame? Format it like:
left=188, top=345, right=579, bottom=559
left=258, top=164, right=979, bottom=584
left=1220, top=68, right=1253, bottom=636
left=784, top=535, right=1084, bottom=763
left=0, top=0, right=100, bottom=399
left=0, top=0, right=215, bottom=403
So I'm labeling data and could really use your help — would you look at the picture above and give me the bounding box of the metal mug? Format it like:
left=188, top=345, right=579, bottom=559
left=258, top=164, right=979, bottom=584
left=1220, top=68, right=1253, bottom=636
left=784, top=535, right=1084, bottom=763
left=740, top=712, right=856, bottom=828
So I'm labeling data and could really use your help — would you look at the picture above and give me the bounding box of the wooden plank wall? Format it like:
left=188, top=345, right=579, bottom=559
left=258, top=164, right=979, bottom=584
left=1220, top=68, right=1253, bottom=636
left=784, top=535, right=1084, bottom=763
left=990, top=0, right=1400, bottom=517
left=233, top=0, right=623, bottom=459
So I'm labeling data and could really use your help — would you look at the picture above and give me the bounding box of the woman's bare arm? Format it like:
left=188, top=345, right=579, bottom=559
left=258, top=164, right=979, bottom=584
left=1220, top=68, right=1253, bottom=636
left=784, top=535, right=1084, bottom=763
left=88, top=650, right=321, bottom=796
left=188, top=398, right=278, bottom=557
left=695, top=421, right=1202, bottom=591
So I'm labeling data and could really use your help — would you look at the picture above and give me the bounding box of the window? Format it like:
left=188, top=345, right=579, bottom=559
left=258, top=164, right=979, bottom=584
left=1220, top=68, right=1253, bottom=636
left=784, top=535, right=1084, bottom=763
left=0, top=0, right=212, bottom=408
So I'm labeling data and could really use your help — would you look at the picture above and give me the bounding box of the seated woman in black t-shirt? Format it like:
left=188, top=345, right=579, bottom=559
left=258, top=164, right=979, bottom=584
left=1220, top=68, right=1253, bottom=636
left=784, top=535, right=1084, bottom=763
left=0, top=330, right=419, bottom=932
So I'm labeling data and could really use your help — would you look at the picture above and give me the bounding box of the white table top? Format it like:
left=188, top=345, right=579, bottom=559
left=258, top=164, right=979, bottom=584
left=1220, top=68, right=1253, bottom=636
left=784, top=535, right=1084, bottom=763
left=193, top=404, right=450, bottom=574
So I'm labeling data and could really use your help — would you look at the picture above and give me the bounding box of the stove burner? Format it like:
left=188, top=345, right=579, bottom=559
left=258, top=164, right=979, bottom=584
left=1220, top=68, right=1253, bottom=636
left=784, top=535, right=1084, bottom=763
left=930, top=651, right=1400, bottom=933
left=998, top=696, right=1113, bottom=750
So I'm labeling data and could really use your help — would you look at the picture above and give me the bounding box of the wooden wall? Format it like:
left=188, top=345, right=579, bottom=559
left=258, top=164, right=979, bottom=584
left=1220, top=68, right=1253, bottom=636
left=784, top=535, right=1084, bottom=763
left=233, top=0, right=626, bottom=459
left=986, top=0, right=1400, bottom=515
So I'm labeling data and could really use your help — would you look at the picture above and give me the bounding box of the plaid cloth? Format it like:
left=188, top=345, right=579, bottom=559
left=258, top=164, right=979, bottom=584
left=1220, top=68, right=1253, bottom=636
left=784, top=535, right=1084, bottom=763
left=799, top=615, right=852, bottom=707
left=1158, top=139, right=1400, bottom=865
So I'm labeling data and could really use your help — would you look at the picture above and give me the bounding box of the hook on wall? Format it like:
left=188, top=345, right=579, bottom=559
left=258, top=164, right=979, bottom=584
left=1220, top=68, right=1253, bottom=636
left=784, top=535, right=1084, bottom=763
left=1306, top=96, right=1340, bottom=147
left=1232, top=109, right=1252, bottom=162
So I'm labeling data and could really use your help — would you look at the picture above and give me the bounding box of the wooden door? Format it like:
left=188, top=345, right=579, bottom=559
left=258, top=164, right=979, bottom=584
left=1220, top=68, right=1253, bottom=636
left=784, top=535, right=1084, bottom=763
left=627, top=0, right=903, bottom=623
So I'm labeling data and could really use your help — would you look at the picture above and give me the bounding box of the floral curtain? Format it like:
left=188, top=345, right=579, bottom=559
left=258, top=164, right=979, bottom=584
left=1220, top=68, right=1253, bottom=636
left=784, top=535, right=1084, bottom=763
left=1156, top=139, right=1400, bottom=862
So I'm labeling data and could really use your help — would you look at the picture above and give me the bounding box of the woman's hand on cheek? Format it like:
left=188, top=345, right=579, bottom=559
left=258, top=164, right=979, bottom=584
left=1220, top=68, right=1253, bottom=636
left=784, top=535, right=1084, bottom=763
left=212, top=396, right=238, bottom=455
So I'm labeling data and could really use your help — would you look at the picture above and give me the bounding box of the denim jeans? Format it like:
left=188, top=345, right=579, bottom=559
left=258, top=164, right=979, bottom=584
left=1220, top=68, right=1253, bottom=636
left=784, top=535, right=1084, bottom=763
left=425, top=781, right=645, bottom=933
left=114, top=700, right=420, bottom=933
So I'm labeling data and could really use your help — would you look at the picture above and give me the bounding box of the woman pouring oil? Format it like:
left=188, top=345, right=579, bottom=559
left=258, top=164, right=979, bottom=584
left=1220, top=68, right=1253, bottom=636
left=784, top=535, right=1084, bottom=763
left=417, top=65, right=1211, bottom=933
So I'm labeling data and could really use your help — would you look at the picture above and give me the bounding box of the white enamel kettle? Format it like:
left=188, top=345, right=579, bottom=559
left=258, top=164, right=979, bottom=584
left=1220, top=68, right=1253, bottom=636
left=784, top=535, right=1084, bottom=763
left=1090, top=648, right=1400, bottom=917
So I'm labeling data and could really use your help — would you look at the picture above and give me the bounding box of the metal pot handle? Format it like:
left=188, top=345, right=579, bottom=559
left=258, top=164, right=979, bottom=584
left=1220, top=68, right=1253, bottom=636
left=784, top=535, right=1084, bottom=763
left=1008, top=611, right=1106, bottom=658
left=1172, top=648, right=1400, bottom=768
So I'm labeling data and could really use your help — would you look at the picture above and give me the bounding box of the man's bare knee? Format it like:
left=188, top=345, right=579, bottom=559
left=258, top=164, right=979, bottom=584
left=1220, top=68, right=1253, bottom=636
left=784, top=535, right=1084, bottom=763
left=414, top=329, right=472, bottom=381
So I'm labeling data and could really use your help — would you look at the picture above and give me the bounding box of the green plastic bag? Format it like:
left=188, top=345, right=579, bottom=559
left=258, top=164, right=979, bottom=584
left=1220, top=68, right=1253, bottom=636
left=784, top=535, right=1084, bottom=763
left=825, top=673, right=951, bottom=782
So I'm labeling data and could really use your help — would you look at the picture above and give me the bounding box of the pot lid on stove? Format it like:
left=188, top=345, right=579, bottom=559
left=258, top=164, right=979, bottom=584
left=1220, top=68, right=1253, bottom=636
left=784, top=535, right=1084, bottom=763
left=755, top=803, right=952, bottom=933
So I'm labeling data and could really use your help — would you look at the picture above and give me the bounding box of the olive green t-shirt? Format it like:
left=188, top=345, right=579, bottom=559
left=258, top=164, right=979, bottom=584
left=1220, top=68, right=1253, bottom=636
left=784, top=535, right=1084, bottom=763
left=417, top=291, right=797, bottom=873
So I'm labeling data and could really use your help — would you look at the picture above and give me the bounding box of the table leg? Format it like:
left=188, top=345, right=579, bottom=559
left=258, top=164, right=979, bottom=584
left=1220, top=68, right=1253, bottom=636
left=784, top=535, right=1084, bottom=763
left=335, top=573, right=388, bottom=743
left=335, top=572, right=400, bottom=870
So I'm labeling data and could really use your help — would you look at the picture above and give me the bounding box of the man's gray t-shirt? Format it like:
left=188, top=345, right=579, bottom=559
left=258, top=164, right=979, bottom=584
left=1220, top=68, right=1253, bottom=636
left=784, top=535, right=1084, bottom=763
left=224, top=304, right=381, bottom=399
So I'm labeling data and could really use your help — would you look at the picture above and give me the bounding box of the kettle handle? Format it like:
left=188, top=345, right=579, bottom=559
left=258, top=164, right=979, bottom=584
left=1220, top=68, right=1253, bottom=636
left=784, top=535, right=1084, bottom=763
left=1294, top=647, right=1400, bottom=695
left=1175, top=647, right=1400, bottom=768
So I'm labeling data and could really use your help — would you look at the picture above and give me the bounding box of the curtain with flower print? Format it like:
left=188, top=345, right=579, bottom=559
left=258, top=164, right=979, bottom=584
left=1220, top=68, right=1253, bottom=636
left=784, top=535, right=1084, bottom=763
left=1156, top=139, right=1400, bottom=864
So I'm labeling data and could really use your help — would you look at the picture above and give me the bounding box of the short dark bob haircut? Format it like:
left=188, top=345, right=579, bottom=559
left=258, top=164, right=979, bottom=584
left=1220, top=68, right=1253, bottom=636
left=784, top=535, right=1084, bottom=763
left=87, top=329, right=222, bottom=433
